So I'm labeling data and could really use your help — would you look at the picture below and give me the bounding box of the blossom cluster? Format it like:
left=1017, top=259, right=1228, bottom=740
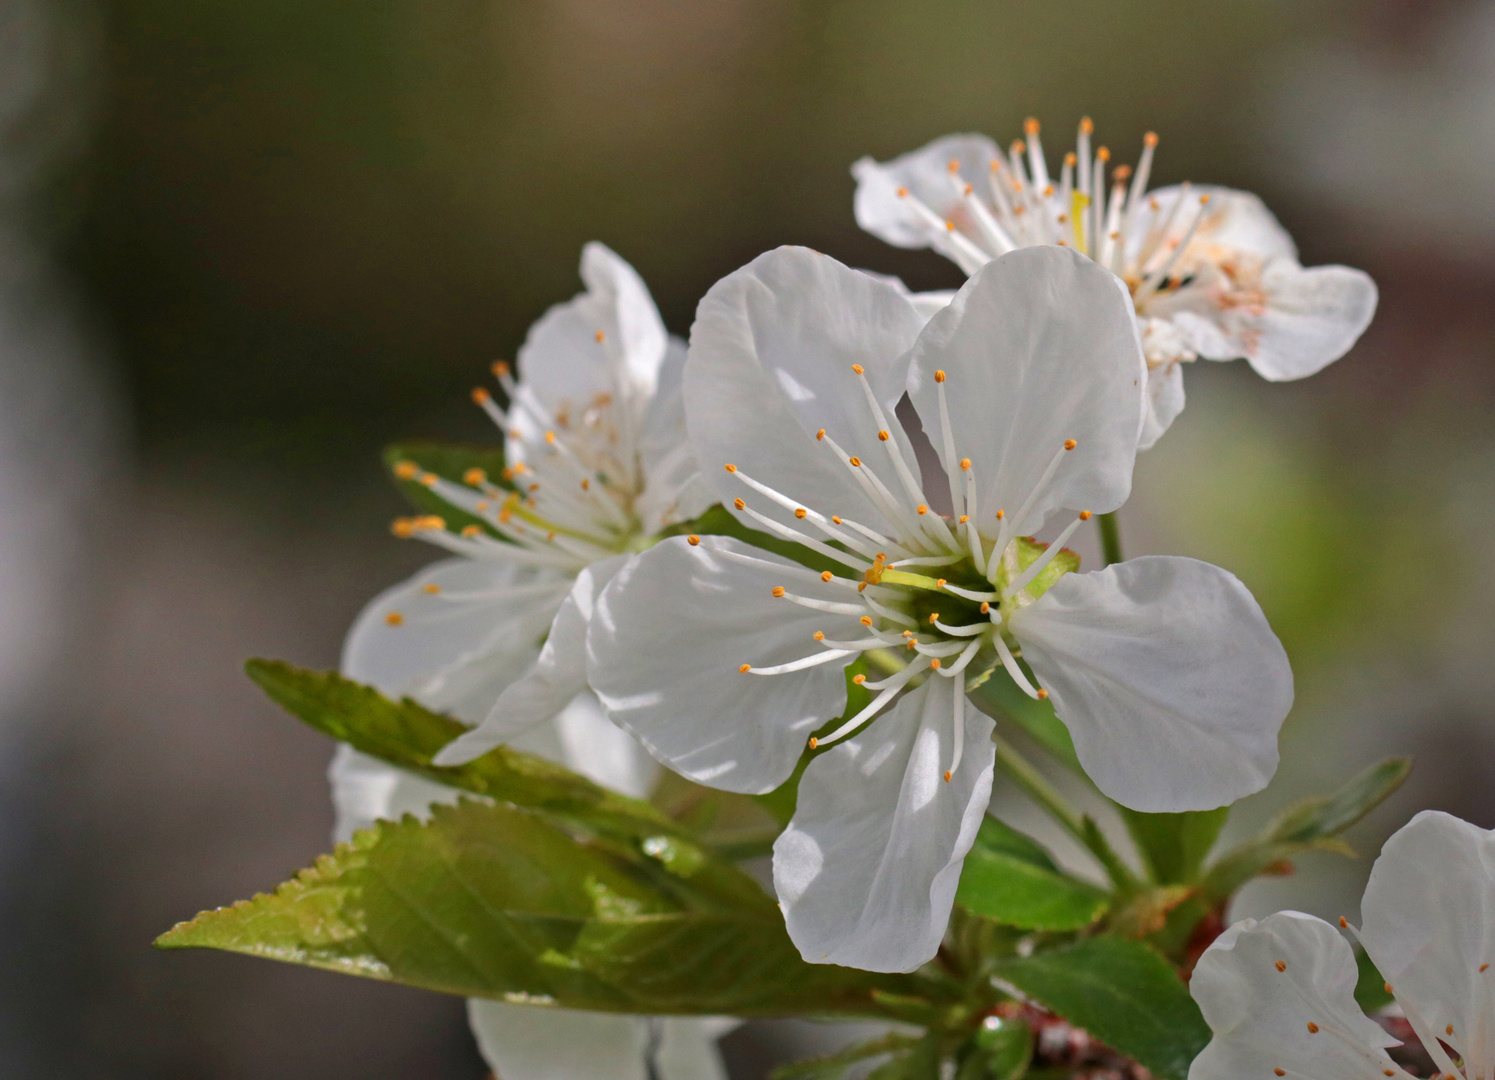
left=295, top=118, right=1484, bottom=1080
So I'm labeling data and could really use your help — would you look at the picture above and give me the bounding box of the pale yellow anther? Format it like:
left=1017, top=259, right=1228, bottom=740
left=463, top=467, right=486, bottom=486
left=422, top=583, right=441, bottom=594
left=821, top=570, right=833, bottom=582
left=385, top=611, right=404, bottom=626
left=1063, top=439, right=1077, bottom=450
left=394, top=460, right=419, bottom=479
left=687, top=535, right=701, bottom=546
left=771, top=586, right=786, bottom=598
left=471, top=387, right=490, bottom=404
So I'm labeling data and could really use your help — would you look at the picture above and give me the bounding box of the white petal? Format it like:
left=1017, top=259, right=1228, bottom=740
left=851, top=134, right=1005, bottom=258
left=1011, top=556, right=1291, bottom=812
left=468, top=1001, right=729, bottom=1080
left=326, top=745, right=464, bottom=844
left=518, top=242, right=668, bottom=420
left=1138, top=357, right=1187, bottom=452
left=854, top=269, right=957, bottom=327
left=341, top=557, right=561, bottom=725
left=587, top=535, right=863, bottom=794
left=1359, top=810, right=1495, bottom=1075
left=906, top=246, right=1146, bottom=537
left=1189, top=911, right=1401, bottom=1080
left=554, top=690, right=661, bottom=800
left=435, top=554, right=630, bottom=765
left=1127, top=185, right=1298, bottom=268
left=773, top=677, right=996, bottom=973
left=684, top=246, right=927, bottom=536
left=636, top=336, right=714, bottom=533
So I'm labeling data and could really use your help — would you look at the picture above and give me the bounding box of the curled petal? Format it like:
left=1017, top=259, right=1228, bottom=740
left=774, top=676, right=995, bottom=972
left=851, top=134, right=1005, bottom=260
left=1011, top=556, right=1290, bottom=812
left=587, top=535, right=863, bottom=794
left=1139, top=355, right=1186, bottom=452
left=1359, top=810, right=1495, bottom=1070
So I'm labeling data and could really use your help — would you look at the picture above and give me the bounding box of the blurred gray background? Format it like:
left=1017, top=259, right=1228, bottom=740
left=2, top=0, right=1493, bottom=1075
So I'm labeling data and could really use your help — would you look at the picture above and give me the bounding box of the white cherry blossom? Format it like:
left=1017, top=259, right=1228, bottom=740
left=586, top=244, right=1293, bottom=973
left=1190, top=810, right=1495, bottom=1080
left=852, top=118, right=1378, bottom=447
left=329, top=242, right=724, bottom=1080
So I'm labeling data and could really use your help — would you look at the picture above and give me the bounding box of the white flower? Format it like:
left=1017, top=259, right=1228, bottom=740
left=852, top=119, right=1378, bottom=448
left=329, top=243, right=726, bottom=1080
left=1190, top=810, right=1495, bottom=1080
left=586, top=244, right=1293, bottom=973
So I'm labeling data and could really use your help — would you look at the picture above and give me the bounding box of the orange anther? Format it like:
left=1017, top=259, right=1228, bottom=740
left=461, top=525, right=481, bottom=537
left=594, top=330, right=605, bottom=343
left=734, top=498, right=745, bottom=510
left=385, top=611, right=404, bottom=626
left=878, top=430, right=890, bottom=441
left=1079, top=117, right=1093, bottom=134
left=821, top=571, right=833, bottom=582
left=947, top=158, right=960, bottom=173
left=394, top=460, right=418, bottom=479
left=1144, top=131, right=1158, bottom=147
left=771, top=586, right=786, bottom=598
left=934, top=370, right=946, bottom=383
left=1036, top=688, right=1049, bottom=701
left=917, top=505, right=929, bottom=515
left=724, top=463, right=737, bottom=473
left=464, top=467, right=486, bottom=486
left=1275, top=961, right=1287, bottom=972
left=739, top=663, right=751, bottom=673
left=422, top=583, right=441, bottom=594
left=794, top=508, right=808, bottom=519
left=960, top=458, right=972, bottom=471
left=1080, top=510, right=1092, bottom=521
left=996, top=509, right=1005, bottom=519
left=849, top=456, right=862, bottom=467
left=492, top=361, right=510, bottom=377
left=896, top=186, right=909, bottom=197
left=944, top=770, right=952, bottom=782
left=853, top=673, right=867, bottom=685
left=861, top=616, right=873, bottom=626
left=1306, top=1023, right=1319, bottom=1035
left=687, top=535, right=701, bottom=546
left=471, top=387, right=490, bottom=404
left=929, top=657, right=942, bottom=669
left=813, top=631, right=825, bottom=641
left=1024, top=117, right=1039, bottom=135
left=808, top=736, right=818, bottom=749
left=1064, top=439, right=1077, bottom=450
left=815, top=428, right=826, bottom=440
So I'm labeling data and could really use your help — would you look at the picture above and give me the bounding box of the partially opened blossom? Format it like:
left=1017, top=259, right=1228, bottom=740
left=1190, top=810, right=1495, bottom=1080
left=587, top=244, right=1293, bottom=973
left=329, top=243, right=723, bottom=1080
left=852, top=119, right=1378, bottom=447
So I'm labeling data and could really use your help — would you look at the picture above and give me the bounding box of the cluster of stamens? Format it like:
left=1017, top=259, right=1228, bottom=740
left=733, top=365, right=1089, bottom=783
left=893, top=117, right=1214, bottom=308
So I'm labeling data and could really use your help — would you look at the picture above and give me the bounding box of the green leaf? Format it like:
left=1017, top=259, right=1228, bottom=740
left=157, top=799, right=924, bottom=1017
left=963, top=1015, right=1031, bottom=1080
left=770, top=1034, right=918, bottom=1080
left=1354, top=948, right=1394, bottom=1013
left=1202, top=758, right=1410, bottom=901
left=1120, top=807, right=1230, bottom=885
left=956, top=817, right=1108, bottom=931
left=383, top=441, right=509, bottom=535
left=665, top=503, right=843, bottom=576
left=991, top=937, right=1210, bottom=1080
left=245, top=660, right=678, bottom=844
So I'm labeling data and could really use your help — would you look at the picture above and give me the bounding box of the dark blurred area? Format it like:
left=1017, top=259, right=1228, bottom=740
left=3, top=0, right=1494, bottom=1076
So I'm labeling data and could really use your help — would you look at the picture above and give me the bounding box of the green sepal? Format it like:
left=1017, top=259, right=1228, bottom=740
left=1354, top=948, right=1394, bottom=1013
left=1200, top=758, right=1410, bottom=902
left=959, top=1016, right=1032, bottom=1080
left=956, top=817, right=1108, bottom=931
left=1120, top=806, right=1230, bottom=885
left=991, top=937, right=1210, bottom=1080
left=383, top=441, right=510, bottom=535
left=156, top=799, right=928, bottom=1018
left=1008, top=535, right=1080, bottom=602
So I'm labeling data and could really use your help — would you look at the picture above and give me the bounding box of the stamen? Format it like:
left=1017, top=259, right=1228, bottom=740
left=947, top=683, right=966, bottom=780
left=933, top=618, right=988, bottom=638
left=814, top=661, right=926, bottom=746
left=991, top=440, right=1074, bottom=575
left=941, top=582, right=998, bottom=602
left=993, top=634, right=1042, bottom=699
left=745, top=649, right=857, bottom=676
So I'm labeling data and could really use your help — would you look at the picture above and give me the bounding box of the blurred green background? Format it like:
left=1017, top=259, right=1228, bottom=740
left=3, top=0, right=1493, bottom=1076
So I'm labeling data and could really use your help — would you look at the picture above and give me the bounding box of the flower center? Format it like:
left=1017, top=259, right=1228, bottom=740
left=893, top=117, right=1214, bottom=316
left=731, top=365, right=1089, bottom=780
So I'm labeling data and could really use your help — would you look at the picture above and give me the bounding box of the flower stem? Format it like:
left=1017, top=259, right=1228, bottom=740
left=989, top=729, right=1138, bottom=892
left=1097, top=511, right=1123, bottom=567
